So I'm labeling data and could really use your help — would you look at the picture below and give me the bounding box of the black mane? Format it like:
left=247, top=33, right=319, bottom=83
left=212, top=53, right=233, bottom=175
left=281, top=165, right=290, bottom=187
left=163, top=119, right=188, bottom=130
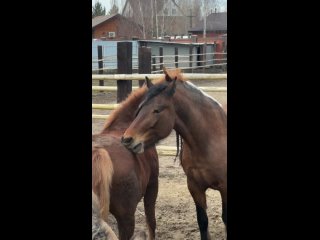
left=135, top=83, right=168, bottom=116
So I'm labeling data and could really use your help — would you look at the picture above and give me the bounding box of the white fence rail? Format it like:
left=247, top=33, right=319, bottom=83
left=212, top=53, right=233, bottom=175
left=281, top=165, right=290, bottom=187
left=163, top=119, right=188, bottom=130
left=92, top=73, right=227, bottom=81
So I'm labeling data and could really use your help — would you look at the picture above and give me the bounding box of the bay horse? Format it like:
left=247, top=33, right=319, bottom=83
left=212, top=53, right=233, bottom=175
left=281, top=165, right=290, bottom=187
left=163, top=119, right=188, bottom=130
left=121, top=68, right=227, bottom=240
left=92, top=86, right=159, bottom=240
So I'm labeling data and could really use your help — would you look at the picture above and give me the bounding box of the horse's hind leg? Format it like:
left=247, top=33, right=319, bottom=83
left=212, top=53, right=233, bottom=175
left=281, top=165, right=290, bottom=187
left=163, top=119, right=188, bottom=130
left=143, top=179, right=158, bottom=240
left=187, top=178, right=211, bottom=240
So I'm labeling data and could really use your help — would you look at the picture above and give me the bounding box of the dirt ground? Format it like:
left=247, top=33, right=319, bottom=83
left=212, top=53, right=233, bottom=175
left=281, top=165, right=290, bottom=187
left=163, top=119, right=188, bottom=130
left=92, top=78, right=227, bottom=239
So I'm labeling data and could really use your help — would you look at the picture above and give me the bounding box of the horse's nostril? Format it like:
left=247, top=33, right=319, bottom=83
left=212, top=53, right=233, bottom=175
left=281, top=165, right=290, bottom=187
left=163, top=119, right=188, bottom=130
left=121, top=137, right=133, bottom=145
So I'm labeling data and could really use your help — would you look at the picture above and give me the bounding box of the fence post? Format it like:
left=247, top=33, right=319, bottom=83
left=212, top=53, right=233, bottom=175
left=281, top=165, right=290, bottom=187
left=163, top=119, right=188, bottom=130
left=117, top=42, right=132, bottom=103
left=152, top=56, right=156, bottom=72
left=203, top=43, right=207, bottom=72
left=213, top=41, right=217, bottom=66
left=213, top=41, right=218, bottom=72
left=98, top=45, right=104, bottom=86
left=189, top=45, right=193, bottom=73
left=159, top=47, right=163, bottom=71
left=174, top=47, right=178, bottom=68
left=138, top=46, right=151, bottom=87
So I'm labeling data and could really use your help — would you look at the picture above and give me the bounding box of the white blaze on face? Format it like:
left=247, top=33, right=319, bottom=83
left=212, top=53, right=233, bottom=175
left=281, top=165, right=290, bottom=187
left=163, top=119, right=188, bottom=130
left=186, top=81, right=223, bottom=108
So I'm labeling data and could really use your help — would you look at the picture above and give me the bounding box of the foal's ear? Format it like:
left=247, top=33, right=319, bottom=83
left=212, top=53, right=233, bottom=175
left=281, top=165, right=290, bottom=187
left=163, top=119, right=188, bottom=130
left=162, top=66, right=167, bottom=74
left=167, top=77, right=177, bottom=96
left=163, top=66, right=173, bottom=82
left=144, top=76, right=153, bottom=88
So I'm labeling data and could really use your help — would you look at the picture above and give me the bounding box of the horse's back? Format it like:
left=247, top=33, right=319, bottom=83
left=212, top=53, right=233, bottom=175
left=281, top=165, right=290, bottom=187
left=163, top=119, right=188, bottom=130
left=93, top=133, right=158, bottom=178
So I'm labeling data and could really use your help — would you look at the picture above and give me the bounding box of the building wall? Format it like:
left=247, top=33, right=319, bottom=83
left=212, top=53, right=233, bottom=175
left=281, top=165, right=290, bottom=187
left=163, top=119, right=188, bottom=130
left=142, top=41, right=215, bottom=70
left=93, top=16, right=143, bottom=40
left=93, top=19, right=118, bottom=39
left=92, top=40, right=139, bottom=71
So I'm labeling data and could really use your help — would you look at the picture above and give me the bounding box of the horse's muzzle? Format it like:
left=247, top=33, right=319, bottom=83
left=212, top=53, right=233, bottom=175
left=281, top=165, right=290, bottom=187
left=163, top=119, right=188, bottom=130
left=121, top=136, right=133, bottom=146
left=121, top=136, right=144, bottom=153
left=132, top=142, right=143, bottom=153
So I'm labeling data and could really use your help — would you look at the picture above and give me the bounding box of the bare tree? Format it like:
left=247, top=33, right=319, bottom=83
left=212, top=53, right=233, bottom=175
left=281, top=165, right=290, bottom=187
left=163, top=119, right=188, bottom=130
left=108, top=4, right=119, bottom=15
left=120, top=0, right=225, bottom=38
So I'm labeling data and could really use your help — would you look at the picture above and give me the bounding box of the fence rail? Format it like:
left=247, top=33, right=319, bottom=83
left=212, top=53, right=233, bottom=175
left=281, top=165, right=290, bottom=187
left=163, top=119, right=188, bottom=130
left=92, top=114, right=110, bottom=119
left=155, top=146, right=177, bottom=156
left=92, top=86, right=226, bottom=92
left=92, top=73, right=227, bottom=81
left=92, top=104, right=119, bottom=110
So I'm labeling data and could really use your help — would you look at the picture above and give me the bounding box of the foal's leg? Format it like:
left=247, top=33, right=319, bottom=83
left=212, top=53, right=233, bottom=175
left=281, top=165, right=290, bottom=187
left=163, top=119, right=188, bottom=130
left=187, top=178, right=211, bottom=240
left=143, top=179, right=158, bottom=240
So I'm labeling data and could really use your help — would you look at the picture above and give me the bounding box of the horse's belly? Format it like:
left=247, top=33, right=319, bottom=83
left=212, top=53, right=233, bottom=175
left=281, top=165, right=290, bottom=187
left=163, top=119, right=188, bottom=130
left=181, top=151, right=226, bottom=189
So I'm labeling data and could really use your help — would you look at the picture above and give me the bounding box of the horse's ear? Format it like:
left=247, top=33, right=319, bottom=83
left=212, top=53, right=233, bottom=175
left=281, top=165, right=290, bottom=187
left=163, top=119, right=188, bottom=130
left=163, top=66, right=173, bottom=82
left=166, top=76, right=177, bottom=96
left=162, top=66, right=167, bottom=74
left=145, top=76, right=153, bottom=88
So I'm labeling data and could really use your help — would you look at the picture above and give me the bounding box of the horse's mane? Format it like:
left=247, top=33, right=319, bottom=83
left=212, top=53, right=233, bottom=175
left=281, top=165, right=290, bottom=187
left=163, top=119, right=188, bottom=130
left=159, top=68, right=186, bottom=83
left=102, top=85, right=148, bottom=132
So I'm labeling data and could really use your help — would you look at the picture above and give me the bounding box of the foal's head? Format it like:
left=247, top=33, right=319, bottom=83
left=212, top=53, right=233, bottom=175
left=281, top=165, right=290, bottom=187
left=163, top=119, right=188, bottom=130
left=121, top=71, right=177, bottom=153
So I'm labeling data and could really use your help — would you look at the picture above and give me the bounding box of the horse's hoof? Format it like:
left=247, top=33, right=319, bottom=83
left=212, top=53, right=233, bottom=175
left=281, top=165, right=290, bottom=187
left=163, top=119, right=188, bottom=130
left=130, top=230, right=147, bottom=240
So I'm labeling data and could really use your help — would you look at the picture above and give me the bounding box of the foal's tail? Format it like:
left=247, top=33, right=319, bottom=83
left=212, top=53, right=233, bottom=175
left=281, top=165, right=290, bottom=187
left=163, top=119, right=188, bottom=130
left=92, top=147, right=114, bottom=220
left=92, top=191, right=118, bottom=240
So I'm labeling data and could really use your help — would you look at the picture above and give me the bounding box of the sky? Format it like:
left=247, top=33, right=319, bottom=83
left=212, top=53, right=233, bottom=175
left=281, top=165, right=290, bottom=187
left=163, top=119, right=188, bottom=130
left=92, top=0, right=123, bottom=12
left=92, top=0, right=227, bottom=13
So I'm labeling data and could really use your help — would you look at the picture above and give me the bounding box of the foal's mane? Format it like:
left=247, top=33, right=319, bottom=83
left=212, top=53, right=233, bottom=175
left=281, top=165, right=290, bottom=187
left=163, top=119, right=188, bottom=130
left=102, top=86, right=148, bottom=132
left=161, top=68, right=186, bottom=83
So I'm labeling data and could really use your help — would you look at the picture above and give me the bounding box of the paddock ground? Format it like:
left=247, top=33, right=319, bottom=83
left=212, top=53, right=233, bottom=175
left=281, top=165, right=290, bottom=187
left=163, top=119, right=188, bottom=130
left=92, top=78, right=227, bottom=239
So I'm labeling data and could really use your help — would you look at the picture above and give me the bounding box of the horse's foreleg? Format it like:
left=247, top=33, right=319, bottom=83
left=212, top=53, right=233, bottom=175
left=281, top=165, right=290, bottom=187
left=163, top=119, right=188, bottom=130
left=219, top=186, right=227, bottom=232
left=116, top=214, right=135, bottom=240
left=187, top=178, right=211, bottom=240
left=143, top=179, right=158, bottom=240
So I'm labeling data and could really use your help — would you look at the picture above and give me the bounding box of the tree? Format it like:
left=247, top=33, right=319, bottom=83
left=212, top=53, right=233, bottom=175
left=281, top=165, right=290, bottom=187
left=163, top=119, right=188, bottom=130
left=108, top=4, right=119, bottom=15
left=92, top=1, right=106, bottom=18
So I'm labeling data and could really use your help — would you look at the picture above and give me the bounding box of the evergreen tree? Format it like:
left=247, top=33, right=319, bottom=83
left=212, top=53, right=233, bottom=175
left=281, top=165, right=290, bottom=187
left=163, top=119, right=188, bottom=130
left=92, top=1, right=106, bottom=18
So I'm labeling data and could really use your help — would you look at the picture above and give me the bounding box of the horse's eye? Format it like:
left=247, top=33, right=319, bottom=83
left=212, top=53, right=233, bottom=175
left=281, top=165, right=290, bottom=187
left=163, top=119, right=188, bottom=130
left=153, top=109, right=160, bottom=113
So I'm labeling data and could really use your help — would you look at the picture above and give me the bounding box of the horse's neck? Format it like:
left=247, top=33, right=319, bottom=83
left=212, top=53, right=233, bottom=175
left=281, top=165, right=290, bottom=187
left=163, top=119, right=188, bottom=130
left=173, top=83, right=227, bottom=149
left=101, top=94, right=145, bottom=135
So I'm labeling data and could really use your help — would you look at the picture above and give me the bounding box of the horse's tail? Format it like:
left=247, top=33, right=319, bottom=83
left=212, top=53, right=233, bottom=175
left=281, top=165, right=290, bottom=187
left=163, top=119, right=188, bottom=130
left=92, top=147, right=114, bottom=220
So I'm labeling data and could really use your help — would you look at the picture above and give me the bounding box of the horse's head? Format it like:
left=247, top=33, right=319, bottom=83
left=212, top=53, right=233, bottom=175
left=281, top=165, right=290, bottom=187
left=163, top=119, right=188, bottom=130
left=121, top=69, right=177, bottom=153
